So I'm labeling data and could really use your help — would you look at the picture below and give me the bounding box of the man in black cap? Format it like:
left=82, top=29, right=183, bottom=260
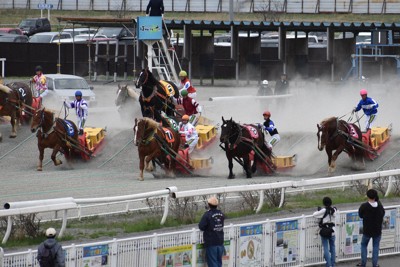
left=198, top=196, right=225, bottom=267
left=146, top=0, right=164, bottom=17
left=358, top=189, right=385, bottom=267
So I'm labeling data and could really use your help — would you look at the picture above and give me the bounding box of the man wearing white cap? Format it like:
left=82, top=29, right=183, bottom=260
left=37, top=228, right=65, bottom=267
left=198, top=196, right=225, bottom=267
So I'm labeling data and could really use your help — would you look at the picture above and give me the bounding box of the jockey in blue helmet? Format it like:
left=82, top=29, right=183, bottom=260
left=64, top=90, right=88, bottom=135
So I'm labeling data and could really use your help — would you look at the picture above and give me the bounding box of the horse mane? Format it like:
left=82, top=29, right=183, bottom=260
left=142, top=117, right=160, bottom=129
left=320, top=116, right=337, bottom=126
left=126, top=86, right=139, bottom=100
left=0, top=84, right=12, bottom=94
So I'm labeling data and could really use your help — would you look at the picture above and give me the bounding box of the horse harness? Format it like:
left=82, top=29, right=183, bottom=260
left=225, top=122, right=255, bottom=150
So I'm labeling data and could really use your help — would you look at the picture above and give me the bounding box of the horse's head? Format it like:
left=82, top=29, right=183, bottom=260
left=317, top=117, right=336, bottom=151
left=135, top=69, right=149, bottom=88
left=220, top=116, right=237, bottom=144
left=115, top=84, right=128, bottom=106
left=31, top=108, right=53, bottom=133
left=134, top=117, right=159, bottom=146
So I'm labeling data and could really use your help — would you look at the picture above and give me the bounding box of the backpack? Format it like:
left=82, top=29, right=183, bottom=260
left=319, top=207, right=335, bottom=238
left=39, top=246, right=55, bottom=267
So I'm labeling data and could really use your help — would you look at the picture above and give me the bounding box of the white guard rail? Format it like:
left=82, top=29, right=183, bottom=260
left=172, top=169, right=400, bottom=211
left=0, top=187, right=178, bottom=244
left=1, top=205, right=400, bottom=267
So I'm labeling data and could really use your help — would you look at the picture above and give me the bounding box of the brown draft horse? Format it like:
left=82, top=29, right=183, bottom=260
left=0, top=82, right=33, bottom=138
left=220, top=117, right=273, bottom=179
left=31, top=108, right=79, bottom=171
left=133, top=117, right=180, bottom=181
left=317, top=116, right=365, bottom=173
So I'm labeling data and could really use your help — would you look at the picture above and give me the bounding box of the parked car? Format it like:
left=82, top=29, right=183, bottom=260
left=29, top=32, right=72, bottom=43
left=46, top=74, right=96, bottom=106
left=95, top=27, right=134, bottom=42
left=0, top=33, right=28, bottom=43
left=0, top=28, right=23, bottom=35
left=63, top=28, right=97, bottom=37
left=18, top=18, right=51, bottom=36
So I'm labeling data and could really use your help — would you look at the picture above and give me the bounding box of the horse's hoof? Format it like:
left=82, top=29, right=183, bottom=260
left=55, top=159, right=62, bottom=166
left=37, top=167, right=42, bottom=171
left=246, top=175, right=252, bottom=179
left=9, top=135, right=16, bottom=138
left=228, top=175, right=235, bottom=179
left=138, top=177, right=144, bottom=181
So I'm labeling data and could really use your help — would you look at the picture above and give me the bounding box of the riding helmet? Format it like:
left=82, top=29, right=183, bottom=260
left=181, top=89, right=188, bottom=97
left=35, top=65, right=43, bottom=72
left=360, top=89, right=368, bottom=96
left=179, top=70, right=187, bottom=77
left=262, top=80, right=268, bottom=85
left=182, top=114, right=189, bottom=121
left=263, top=110, right=271, bottom=117
left=75, top=90, right=83, bottom=97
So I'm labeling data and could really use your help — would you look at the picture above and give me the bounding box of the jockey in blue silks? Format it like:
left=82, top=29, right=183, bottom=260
left=64, top=90, right=88, bottom=135
left=353, top=89, right=378, bottom=132
left=261, top=110, right=280, bottom=149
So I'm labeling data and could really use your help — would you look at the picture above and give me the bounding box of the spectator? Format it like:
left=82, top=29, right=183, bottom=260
left=313, top=197, right=337, bottom=267
left=357, top=189, right=385, bottom=267
left=37, top=228, right=65, bottom=267
left=146, top=0, right=164, bottom=17
left=198, top=196, right=225, bottom=267
left=275, top=73, right=289, bottom=95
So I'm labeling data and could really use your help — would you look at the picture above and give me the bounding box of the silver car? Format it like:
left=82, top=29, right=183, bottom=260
left=45, top=74, right=96, bottom=106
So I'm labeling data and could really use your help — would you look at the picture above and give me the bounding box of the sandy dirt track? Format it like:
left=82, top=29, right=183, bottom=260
left=0, top=78, right=399, bottom=206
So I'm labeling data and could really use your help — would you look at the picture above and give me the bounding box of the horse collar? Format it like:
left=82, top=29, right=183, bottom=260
left=40, top=111, right=55, bottom=138
left=141, top=85, right=157, bottom=103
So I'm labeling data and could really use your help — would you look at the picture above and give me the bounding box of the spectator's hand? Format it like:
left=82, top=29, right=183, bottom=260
left=146, top=13, right=149, bottom=16
left=317, top=206, right=321, bottom=211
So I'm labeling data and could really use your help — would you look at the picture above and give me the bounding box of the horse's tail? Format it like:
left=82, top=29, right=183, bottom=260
left=127, top=86, right=140, bottom=101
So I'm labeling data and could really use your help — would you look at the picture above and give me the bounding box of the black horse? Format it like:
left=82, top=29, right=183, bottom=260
left=135, top=68, right=179, bottom=122
left=220, top=117, right=273, bottom=178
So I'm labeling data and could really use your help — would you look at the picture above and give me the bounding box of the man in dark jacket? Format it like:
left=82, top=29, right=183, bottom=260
left=358, top=189, right=385, bottom=267
left=37, top=228, right=65, bottom=267
left=198, top=196, right=225, bottom=267
left=275, top=73, right=289, bottom=95
left=146, top=0, right=164, bottom=17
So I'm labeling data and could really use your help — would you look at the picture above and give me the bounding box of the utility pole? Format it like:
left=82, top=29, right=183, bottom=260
left=229, top=0, right=234, bottom=21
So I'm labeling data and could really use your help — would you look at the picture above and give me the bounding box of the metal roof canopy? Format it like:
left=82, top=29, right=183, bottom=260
left=165, top=19, right=400, bottom=32
left=56, top=17, right=136, bottom=27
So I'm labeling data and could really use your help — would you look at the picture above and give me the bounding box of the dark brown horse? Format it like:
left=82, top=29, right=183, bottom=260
left=133, top=117, right=180, bottom=181
left=220, top=117, right=273, bottom=178
left=135, top=68, right=179, bottom=122
left=0, top=82, right=33, bottom=138
left=317, top=116, right=365, bottom=173
left=31, top=108, right=79, bottom=171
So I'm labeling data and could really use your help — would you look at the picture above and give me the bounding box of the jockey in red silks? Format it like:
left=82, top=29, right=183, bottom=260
left=178, top=70, right=197, bottom=98
left=178, top=114, right=199, bottom=154
left=353, top=89, right=379, bottom=132
left=32, top=65, right=48, bottom=99
left=171, top=89, right=202, bottom=125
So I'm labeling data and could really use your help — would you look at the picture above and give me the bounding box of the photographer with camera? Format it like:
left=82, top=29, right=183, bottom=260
left=313, top=197, right=337, bottom=267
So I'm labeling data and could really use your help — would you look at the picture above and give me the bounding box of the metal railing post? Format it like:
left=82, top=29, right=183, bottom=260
left=59, top=209, right=68, bottom=238
left=256, top=190, right=264, bottom=213
left=2, top=216, right=12, bottom=244
left=111, top=238, right=118, bottom=267
left=161, top=195, right=170, bottom=225
left=299, top=215, right=307, bottom=266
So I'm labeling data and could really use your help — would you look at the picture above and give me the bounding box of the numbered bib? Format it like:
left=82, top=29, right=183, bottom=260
left=162, top=127, right=175, bottom=143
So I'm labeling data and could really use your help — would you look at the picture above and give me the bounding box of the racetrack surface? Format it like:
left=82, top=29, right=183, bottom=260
left=1, top=78, right=399, bottom=206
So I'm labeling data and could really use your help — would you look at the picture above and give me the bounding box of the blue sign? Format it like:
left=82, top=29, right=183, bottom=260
left=37, top=3, right=53, bottom=10
left=83, top=244, right=109, bottom=258
left=137, top=16, right=162, bottom=40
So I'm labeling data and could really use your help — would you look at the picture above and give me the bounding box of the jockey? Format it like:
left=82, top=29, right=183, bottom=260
left=32, top=65, right=48, bottom=98
left=172, top=89, right=202, bottom=124
left=178, top=114, right=199, bottom=154
left=179, top=70, right=197, bottom=98
left=353, top=89, right=378, bottom=132
left=261, top=110, right=280, bottom=149
left=64, top=90, right=88, bottom=135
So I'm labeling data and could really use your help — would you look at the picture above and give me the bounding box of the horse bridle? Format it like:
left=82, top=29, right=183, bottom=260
left=138, top=69, right=149, bottom=87
left=222, top=121, right=242, bottom=149
left=35, top=109, right=55, bottom=137
left=136, top=119, right=155, bottom=145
